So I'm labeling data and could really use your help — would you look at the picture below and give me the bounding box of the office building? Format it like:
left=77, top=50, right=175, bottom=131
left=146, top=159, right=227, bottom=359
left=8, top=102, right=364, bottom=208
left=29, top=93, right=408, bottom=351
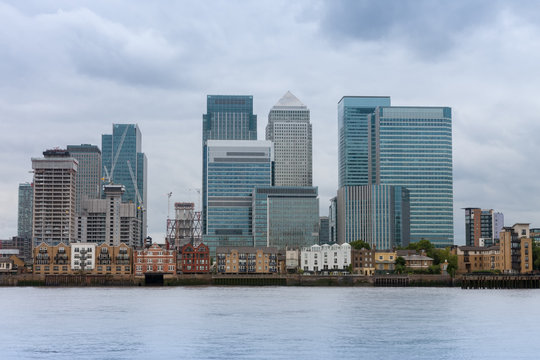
left=78, top=184, right=141, bottom=247
left=266, top=91, right=312, bottom=186
left=31, top=149, right=78, bottom=246
left=66, top=144, right=102, bottom=214
left=202, top=95, right=257, bottom=233
left=464, top=208, right=504, bottom=247
left=499, top=224, right=533, bottom=274
left=102, top=124, right=147, bottom=246
left=337, top=185, right=410, bottom=249
left=338, top=96, right=391, bottom=188
left=203, top=140, right=273, bottom=253
left=329, top=197, right=338, bottom=243
left=252, top=186, right=319, bottom=249
left=17, top=183, right=33, bottom=240
left=370, top=106, right=453, bottom=246
left=319, top=216, right=329, bottom=244
left=337, top=97, right=453, bottom=248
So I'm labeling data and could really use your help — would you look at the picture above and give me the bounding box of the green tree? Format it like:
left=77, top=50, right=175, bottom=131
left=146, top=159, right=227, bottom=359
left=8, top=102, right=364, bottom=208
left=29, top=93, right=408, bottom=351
left=532, top=241, right=540, bottom=270
left=349, top=240, right=371, bottom=250
left=395, top=256, right=406, bottom=274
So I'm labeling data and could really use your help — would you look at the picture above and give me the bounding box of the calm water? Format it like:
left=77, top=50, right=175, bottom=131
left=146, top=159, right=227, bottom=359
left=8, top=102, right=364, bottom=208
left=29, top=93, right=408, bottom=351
left=1, top=286, right=539, bottom=359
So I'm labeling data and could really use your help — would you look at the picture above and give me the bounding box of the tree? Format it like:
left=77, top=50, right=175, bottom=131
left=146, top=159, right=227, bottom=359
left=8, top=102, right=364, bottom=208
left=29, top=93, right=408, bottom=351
left=395, top=256, right=406, bottom=274
left=532, top=241, right=540, bottom=270
left=349, top=240, right=371, bottom=250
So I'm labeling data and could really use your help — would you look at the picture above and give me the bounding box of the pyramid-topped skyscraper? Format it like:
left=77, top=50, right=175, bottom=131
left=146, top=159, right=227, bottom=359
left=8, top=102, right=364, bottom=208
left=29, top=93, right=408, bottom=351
left=266, top=91, right=312, bottom=186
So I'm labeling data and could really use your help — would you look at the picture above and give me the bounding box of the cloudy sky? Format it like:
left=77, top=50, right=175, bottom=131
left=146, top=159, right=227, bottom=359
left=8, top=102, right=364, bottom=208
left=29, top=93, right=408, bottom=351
left=1, top=0, right=540, bottom=245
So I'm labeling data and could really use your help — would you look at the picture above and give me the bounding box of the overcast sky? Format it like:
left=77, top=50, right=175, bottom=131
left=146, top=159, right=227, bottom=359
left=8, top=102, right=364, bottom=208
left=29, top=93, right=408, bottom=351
left=1, top=0, right=540, bottom=245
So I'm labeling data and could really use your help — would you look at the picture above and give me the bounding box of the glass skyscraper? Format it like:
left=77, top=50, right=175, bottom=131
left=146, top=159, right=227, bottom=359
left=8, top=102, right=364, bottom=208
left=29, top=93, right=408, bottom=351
left=337, top=97, right=453, bottom=248
left=337, top=185, right=410, bottom=249
left=102, top=124, right=147, bottom=245
left=203, top=140, right=273, bottom=254
left=17, top=183, right=33, bottom=240
left=252, top=186, right=319, bottom=249
left=371, top=107, right=453, bottom=246
left=338, top=96, right=391, bottom=188
left=202, top=95, right=257, bottom=233
left=66, top=144, right=102, bottom=214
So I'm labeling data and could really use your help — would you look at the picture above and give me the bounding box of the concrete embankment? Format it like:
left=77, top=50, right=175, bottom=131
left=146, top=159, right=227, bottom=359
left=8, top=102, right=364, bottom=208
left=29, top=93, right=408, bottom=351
left=1, top=273, right=455, bottom=287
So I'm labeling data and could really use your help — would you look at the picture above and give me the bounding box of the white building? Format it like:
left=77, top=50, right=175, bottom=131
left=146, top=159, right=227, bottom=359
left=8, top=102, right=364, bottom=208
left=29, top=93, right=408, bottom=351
left=301, top=243, right=351, bottom=273
left=266, top=91, right=312, bottom=187
left=71, top=243, right=96, bottom=271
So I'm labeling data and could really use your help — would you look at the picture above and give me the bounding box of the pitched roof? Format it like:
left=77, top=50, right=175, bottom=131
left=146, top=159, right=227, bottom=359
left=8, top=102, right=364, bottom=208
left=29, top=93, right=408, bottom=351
left=272, top=91, right=307, bottom=109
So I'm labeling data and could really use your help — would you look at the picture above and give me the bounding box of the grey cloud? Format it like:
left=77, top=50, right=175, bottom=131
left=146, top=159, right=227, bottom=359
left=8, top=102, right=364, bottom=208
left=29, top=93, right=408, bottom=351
left=319, top=0, right=503, bottom=58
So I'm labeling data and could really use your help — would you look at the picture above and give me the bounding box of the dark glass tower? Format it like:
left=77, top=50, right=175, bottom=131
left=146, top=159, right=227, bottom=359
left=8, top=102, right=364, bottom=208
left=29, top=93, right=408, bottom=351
left=202, top=95, right=257, bottom=234
left=102, top=124, right=147, bottom=246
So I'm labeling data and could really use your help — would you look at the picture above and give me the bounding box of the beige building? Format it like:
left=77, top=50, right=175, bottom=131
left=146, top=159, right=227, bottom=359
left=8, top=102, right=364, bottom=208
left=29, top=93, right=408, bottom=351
left=375, top=250, right=396, bottom=273
left=454, top=246, right=501, bottom=274
left=217, top=247, right=278, bottom=274
left=33, top=242, right=72, bottom=275
left=32, top=149, right=78, bottom=247
left=499, top=225, right=533, bottom=274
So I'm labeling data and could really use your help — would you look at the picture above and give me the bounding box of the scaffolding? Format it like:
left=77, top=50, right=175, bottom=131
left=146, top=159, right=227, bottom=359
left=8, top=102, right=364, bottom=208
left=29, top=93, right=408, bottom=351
left=166, top=202, right=202, bottom=250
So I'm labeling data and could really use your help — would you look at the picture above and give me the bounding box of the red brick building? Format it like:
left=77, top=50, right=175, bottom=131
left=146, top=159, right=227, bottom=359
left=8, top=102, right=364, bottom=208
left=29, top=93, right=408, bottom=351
left=134, top=243, right=176, bottom=276
left=179, top=243, right=210, bottom=274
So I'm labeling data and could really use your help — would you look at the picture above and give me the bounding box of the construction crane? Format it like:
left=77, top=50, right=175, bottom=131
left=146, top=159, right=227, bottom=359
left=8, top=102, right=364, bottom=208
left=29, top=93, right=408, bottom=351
left=127, top=160, right=144, bottom=211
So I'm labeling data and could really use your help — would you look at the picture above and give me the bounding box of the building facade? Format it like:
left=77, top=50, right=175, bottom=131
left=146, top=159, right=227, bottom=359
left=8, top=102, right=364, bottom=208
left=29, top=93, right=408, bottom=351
left=66, top=144, right=102, bottom=214
left=464, top=208, right=504, bottom=247
left=319, top=216, right=329, bottom=245
left=351, top=247, right=375, bottom=275
left=33, top=242, right=72, bottom=275
left=454, top=246, right=501, bottom=274
left=329, top=197, right=338, bottom=243
left=499, top=225, right=533, bottom=274
left=266, top=91, right=312, bottom=186
left=252, top=186, right=319, bottom=249
left=338, top=96, right=391, bottom=188
left=337, top=185, right=410, bottom=249
left=78, top=184, right=141, bottom=247
left=31, top=149, right=78, bottom=246
left=203, top=140, right=273, bottom=253
left=179, top=243, right=210, bottom=274
left=216, top=246, right=278, bottom=274
left=375, top=250, right=397, bottom=273
left=301, top=243, right=351, bottom=273
left=17, top=183, right=33, bottom=240
left=102, top=124, right=147, bottom=246
left=133, top=243, right=176, bottom=276
left=0, top=237, right=32, bottom=263
left=371, top=106, right=453, bottom=247
left=202, top=95, right=257, bottom=233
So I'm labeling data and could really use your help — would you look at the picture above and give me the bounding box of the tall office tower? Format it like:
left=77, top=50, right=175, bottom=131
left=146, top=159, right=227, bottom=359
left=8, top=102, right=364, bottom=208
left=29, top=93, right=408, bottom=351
left=464, top=208, right=504, bottom=247
left=370, top=106, right=453, bottom=247
left=252, top=186, right=319, bottom=249
left=266, top=91, right=312, bottom=186
left=78, top=184, right=140, bottom=247
left=329, top=197, right=338, bottom=243
left=66, top=144, right=102, bottom=214
left=319, top=216, right=329, bottom=244
left=102, top=124, right=147, bottom=246
left=31, top=149, right=78, bottom=246
left=337, top=97, right=453, bottom=248
left=202, top=95, right=257, bottom=233
left=202, top=140, right=272, bottom=254
left=17, top=183, right=33, bottom=240
left=338, top=97, right=391, bottom=188
left=337, top=185, right=410, bottom=249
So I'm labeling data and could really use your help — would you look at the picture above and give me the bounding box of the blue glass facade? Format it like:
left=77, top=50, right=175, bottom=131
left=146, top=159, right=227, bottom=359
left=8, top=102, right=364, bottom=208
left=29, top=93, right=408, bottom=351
left=203, top=140, right=272, bottom=254
left=101, top=124, right=147, bottom=245
left=202, top=95, right=257, bottom=233
left=17, top=183, right=33, bottom=239
left=338, top=97, right=391, bottom=188
left=337, top=185, right=410, bottom=249
left=252, top=187, right=319, bottom=249
left=372, top=107, right=453, bottom=247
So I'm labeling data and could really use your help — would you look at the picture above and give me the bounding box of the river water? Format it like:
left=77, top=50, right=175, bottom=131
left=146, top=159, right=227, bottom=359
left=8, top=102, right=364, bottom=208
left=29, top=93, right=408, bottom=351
left=1, top=286, right=538, bottom=359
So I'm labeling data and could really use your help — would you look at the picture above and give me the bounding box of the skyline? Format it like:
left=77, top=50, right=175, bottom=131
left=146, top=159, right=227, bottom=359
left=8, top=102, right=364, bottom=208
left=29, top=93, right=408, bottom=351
left=2, top=1, right=540, bottom=244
